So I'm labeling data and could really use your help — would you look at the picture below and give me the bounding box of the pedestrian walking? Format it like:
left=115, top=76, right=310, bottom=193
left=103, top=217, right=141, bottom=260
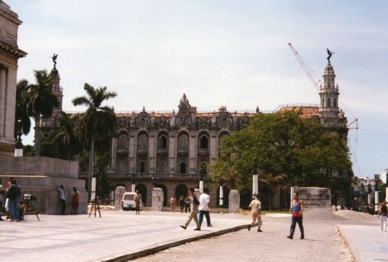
left=198, top=188, right=212, bottom=227
left=178, top=195, right=185, bottom=213
left=287, top=192, right=304, bottom=240
left=135, top=190, right=142, bottom=215
left=184, top=195, right=191, bottom=213
left=248, top=194, right=262, bottom=232
left=71, top=187, right=80, bottom=215
left=170, top=196, right=176, bottom=212
left=0, top=184, right=5, bottom=221
left=180, top=188, right=201, bottom=231
left=378, top=199, right=387, bottom=232
left=56, top=184, right=66, bottom=215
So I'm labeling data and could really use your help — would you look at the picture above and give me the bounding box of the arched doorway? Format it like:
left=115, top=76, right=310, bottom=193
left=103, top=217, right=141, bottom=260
left=156, top=184, right=168, bottom=207
left=135, top=184, right=147, bottom=206
left=175, top=184, right=188, bottom=199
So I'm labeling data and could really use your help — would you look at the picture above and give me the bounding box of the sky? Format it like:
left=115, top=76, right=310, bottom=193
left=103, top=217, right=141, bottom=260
left=5, top=0, right=388, bottom=179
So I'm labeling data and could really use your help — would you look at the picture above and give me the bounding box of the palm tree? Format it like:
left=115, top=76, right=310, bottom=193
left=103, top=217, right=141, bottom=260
left=72, top=83, right=117, bottom=201
left=52, top=112, right=83, bottom=160
left=26, top=70, right=59, bottom=156
left=15, top=79, right=32, bottom=137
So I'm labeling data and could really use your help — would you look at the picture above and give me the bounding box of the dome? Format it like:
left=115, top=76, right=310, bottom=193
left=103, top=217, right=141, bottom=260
left=324, top=63, right=335, bottom=75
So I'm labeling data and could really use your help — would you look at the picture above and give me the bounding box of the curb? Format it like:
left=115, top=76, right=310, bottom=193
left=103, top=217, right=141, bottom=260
left=336, top=226, right=356, bottom=262
left=102, top=224, right=248, bottom=261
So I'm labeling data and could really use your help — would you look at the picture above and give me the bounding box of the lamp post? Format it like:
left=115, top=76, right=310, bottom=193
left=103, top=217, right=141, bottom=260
left=131, top=173, right=137, bottom=192
left=252, top=157, right=258, bottom=196
left=219, top=179, right=224, bottom=207
left=199, top=164, right=206, bottom=193
left=290, top=174, right=295, bottom=211
left=374, top=174, right=380, bottom=213
left=14, top=119, right=23, bottom=157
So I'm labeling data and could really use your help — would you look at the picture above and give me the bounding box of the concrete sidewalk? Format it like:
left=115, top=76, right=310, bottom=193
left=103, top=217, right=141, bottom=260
left=339, top=224, right=388, bottom=262
left=0, top=210, right=248, bottom=262
left=0, top=209, right=385, bottom=261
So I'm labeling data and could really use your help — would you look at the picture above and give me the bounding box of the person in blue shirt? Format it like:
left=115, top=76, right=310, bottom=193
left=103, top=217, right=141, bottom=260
left=287, top=192, right=304, bottom=240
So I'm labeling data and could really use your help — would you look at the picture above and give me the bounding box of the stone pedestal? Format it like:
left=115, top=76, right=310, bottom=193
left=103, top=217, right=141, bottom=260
left=228, top=189, right=240, bottom=213
left=115, top=186, right=126, bottom=210
left=152, top=187, right=163, bottom=211
left=0, top=156, right=87, bottom=214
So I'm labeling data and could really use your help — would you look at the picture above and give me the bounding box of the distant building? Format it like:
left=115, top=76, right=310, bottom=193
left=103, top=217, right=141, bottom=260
left=42, top=59, right=349, bottom=209
left=40, top=42, right=349, bottom=209
left=380, top=169, right=388, bottom=184
left=0, top=1, right=26, bottom=156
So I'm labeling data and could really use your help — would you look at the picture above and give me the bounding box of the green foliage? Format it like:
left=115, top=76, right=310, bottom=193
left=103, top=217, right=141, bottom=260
left=72, top=83, right=117, bottom=147
left=95, top=152, right=112, bottom=199
left=15, top=79, right=32, bottom=136
left=72, top=83, right=117, bottom=200
left=211, top=109, right=353, bottom=195
left=23, top=145, right=34, bottom=156
left=51, top=112, right=83, bottom=160
left=24, top=70, right=59, bottom=156
left=40, top=136, right=58, bottom=158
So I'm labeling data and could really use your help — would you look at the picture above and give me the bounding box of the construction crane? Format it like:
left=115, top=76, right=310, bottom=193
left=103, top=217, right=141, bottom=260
left=288, top=43, right=321, bottom=92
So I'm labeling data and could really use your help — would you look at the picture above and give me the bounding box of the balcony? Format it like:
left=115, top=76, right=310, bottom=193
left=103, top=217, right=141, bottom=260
left=117, top=148, right=128, bottom=155
left=157, top=148, right=168, bottom=155
left=177, top=148, right=189, bottom=156
left=198, top=148, right=209, bottom=156
left=137, top=148, right=148, bottom=155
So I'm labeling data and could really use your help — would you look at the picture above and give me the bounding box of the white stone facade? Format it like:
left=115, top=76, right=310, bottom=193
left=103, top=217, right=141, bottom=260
left=0, top=1, right=26, bottom=156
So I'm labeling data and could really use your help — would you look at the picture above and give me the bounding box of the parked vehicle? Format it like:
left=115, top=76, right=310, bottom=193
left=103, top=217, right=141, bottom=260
left=121, top=192, right=143, bottom=211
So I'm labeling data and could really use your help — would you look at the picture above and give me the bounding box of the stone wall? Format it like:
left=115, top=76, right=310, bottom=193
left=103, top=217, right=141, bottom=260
left=0, top=156, right=87, bottom=214
left=296, top=187, right=331, bottom=208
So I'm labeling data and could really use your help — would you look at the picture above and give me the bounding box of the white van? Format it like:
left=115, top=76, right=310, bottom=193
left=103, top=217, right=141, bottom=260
left=121, top=192, right=142, bottom=211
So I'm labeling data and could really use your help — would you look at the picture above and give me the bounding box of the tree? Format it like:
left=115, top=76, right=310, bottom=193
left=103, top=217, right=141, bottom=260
left=72, top=83, right=117, bottom=201
left=51, top=112, right=83, bottom=160
left=15, top=79, right=32, bottom=137
left=211, top=110, right=353, bottom=201
left=25, top=70, right=59, bottom=156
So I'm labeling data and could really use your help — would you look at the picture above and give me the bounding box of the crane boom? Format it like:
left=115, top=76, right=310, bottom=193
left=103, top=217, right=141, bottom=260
left=288, top=43, right=359, bottom=130
left=288, top=43, right=321, bottom=91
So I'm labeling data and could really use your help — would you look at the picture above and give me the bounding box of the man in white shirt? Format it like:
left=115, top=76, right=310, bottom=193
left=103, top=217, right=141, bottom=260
left=198, top=188, right=212, bottom=227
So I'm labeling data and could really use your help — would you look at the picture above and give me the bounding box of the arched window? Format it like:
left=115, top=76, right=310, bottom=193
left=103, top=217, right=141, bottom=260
left=327, top=98, right=331, bottom=107
left=180, top=162, right=187, bottom=174
left=117, top=158, right=127, bottom=173
left=158, top=161, right=167, bottom=173
left=138, top=134, right=148, bottom=151
left=199, top=136, right=208, bottom=149
left=159, top=135, right=168, bottom=149
left=140, top=161, right=146, bottom=173
left=178, top=133, right=189, bottom=150
left=118, top=133, right=128, bottom=150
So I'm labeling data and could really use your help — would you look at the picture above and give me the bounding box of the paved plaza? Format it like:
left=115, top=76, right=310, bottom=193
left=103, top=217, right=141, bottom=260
left=0, top=208, right=386, bottom=261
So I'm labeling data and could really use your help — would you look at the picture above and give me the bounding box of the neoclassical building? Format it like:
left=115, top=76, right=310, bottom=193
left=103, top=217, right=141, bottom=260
left=107, top=59, right=348, bottom=208
left=0, top=1, right=26, bottom=156
left=108, top=94, right=256, bottom=206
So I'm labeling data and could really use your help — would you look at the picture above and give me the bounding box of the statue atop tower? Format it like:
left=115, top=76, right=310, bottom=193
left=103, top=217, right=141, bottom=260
left=51, top=53, right=58, bottom=68
left=326, top=48, right=334, bottom=64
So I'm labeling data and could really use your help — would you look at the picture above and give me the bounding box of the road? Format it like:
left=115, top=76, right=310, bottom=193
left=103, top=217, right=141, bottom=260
left=134, top=212, right=354, bottom=262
